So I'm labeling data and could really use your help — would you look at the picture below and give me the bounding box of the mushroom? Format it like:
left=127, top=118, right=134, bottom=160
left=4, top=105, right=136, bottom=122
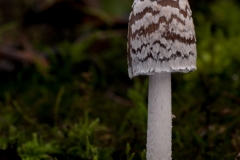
left=127, top=0, right=196, bottom=159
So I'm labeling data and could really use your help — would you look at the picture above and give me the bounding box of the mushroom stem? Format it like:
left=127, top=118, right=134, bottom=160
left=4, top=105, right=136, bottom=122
left=147, top=73, right=172, bottom=160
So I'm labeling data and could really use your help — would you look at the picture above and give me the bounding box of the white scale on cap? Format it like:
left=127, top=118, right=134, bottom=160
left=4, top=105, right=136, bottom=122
left=127, top=0, right=196, bottom=78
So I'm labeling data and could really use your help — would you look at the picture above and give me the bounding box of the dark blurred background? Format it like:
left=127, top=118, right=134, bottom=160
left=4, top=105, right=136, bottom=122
left=0, top=0, right=240, bottom=159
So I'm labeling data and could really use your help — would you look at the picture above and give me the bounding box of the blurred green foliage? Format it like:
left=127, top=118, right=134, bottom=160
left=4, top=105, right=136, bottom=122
left=0, top=0, right=240, bottom=159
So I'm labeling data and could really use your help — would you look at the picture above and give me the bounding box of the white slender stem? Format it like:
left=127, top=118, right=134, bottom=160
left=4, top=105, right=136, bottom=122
left=147, top=73, right=172, bottom=160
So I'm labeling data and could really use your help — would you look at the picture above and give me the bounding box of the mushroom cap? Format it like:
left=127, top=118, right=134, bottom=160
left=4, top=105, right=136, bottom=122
left=127, top=0, right=197, bottom=78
